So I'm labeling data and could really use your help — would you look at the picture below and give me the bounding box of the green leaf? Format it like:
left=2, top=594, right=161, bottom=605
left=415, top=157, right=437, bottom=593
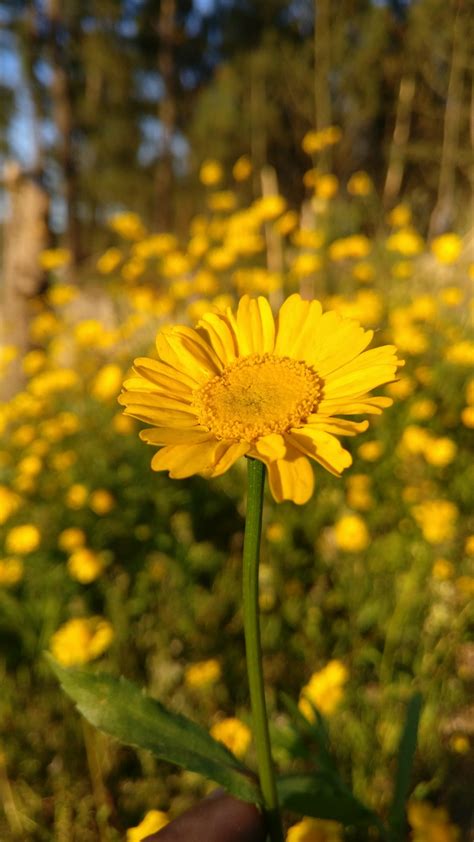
left=388, top=693, right=423, bottom=837
left=279, top=692, right=335, bottom=772
left=277, top=773, right=378, bottom=826
left=46, top=655, right=261, bottom=805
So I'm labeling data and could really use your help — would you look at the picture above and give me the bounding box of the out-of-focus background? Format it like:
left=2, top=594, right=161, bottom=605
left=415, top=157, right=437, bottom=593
left=0, top=1, right=473, bottom=840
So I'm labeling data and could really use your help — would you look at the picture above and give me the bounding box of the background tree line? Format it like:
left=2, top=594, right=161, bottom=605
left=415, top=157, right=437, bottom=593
left=0, top=0, right=472, bottom=271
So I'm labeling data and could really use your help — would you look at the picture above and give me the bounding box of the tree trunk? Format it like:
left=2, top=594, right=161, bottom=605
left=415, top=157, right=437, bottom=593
left=313, top=0, right=332, bottom=172
left=0, top=165, right=49, bottom=398
left=383, top=74, right=416, bottom=207
left=155, top=0, right=177, bottom=232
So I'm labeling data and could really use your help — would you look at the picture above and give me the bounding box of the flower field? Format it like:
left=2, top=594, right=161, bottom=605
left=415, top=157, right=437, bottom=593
left=0, top=150, right=473, bottom=841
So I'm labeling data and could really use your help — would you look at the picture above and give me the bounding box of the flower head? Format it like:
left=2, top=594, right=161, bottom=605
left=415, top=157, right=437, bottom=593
left=119, top=295, right=402, bottom=504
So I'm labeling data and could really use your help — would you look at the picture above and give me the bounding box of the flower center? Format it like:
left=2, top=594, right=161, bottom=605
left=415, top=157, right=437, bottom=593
left=194, top=353, right=322, bottom=442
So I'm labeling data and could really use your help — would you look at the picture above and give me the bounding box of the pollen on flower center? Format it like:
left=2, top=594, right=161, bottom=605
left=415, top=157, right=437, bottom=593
left=194, top=353, right=322, bottom=441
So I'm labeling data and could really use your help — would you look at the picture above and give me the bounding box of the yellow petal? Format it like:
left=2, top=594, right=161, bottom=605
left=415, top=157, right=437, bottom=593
left=324, top=365, right=398, bottom=398
left=306, top=416, right=369, bottom=436
left=307, top=318, right=373, bottom=375
left=252, top=433, right=286, bottom=461
left=232, top=295, right=276, bottom=355
left=140, top=427, right=212, bottom=445
left=156, top=328, right=220, bottom=385
left=287, top=428, right=352, bottom=476
left=206, top=442, right=249, bottom=476
left=133, top=357, right=196, bottom=394
left=318, top=395, right=393, bottom=415
left=265, top=453, right=314, bottom=504
left=151, top=440, right=221, bottom=478
left=274, top=294, right=322, bottom=358
left=197, top=312, right=238, bottom=365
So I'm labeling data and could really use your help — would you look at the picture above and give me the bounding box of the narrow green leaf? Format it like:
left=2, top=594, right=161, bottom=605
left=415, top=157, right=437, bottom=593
left=277, top=773, right=377, bottom=826
left=388, top=693, right=423, bottom=836
left=279, top=692, right=335, bottom=772
left=47, top=655, right=261, bottom=805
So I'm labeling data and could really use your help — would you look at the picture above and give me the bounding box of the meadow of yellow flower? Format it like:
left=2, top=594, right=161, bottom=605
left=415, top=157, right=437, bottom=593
left=0, top=149, right=472, bottom=840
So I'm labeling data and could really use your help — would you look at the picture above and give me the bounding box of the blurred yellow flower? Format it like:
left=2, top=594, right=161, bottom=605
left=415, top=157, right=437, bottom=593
left=0, top=486, right=22, bottom=525
left=291, top=253, right=322, bottom=276
left=334, top=514, right=369, bottom=552
left=210, top=717, right=251, bottom=758
left=432, top=559, right=454, bottom=580
left=464, top=535, right=474, bottom=556
left=30, top=311, right=61, bottom=341
left=266, top=522, right=285, bottom=543
left=119, top=294, right=401, bottom=504
left=456, top=576, right=474, bottom=598
left=299, top=660, right=348, bottom=719
left=357, top=440, right=384, bottom=461
left=445, top=341, right=474, bottom=366
left=112, top=412, right=136, bottom=435
left=67, top=548, right=105, bottom=584
left=58, top=528, right=86, bottom=552
left=286, top=817, right=343, bottom=842
left=387, top=203, right=411, bottom=227
left=302, top=126, right=342, bottom=154
left=199, top=159, right=223, bottom=186
left=66, top=484, right=89, bottom=510
left=407, top=800, right=460, bottom=842
left=412, top=500, right=458, bottom=544
left=22, top=350, right=47, bottom=376
left=328, top=235, right=371, bottom=261
left=5, top=524, right=40, bottom=555
left=391, top=260, right=414, bottom=279
left=96, top=247, right=123, bottom=274
left=207, top=190, right=237, bottom=212
left=352, top=261, right=375, bottom=283
left=386, top=376, right=415, bottom=400
left=431, top=233, right=462, bottom=265
left=424, top=437, right=457, bottom=467
left=386, top=228, right=424, bottom=256
left=50, top=617, right=114, bottom=666
left=39, top=248, right=71, bottom=271
left=291, top=228, right=325, bottom=250
left=253, top=194, right=287, bottom=221
left=109, top=211, right=146, bottom=240
left=440, top=286, right=463, bottom=307
left=89, top=489, right=115, bottom=515
left=232, top=154, right=252, bottom=181
left=314, top=174, right=339, bottom=199
left=47, top=283, right=78, bottom=307
left=92, top=364, right=123, bottom=402
left=0, top=557, right=24, bottom=586
left=347, top=170, right=373, bottom=196
left=184, top=659, right=221, bottom=688
left=127, top=810, right=169, bottom=842
left=17, top=455, right=42, bottom=477
left=450, top=735, right=469, bottom=754
left=28, top=368, right=79, bottom=397
left=462, top=405, right=474, bottom=427
left=409, top=399, right=436, bottom=421
left=346, top=474, right=373, bottom=511
left=275, top=210, right=299, bottom=236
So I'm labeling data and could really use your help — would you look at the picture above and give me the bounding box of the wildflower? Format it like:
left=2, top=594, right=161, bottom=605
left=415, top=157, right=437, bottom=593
left=409, top=399, right=436, bottom=421
left=207, top=190, right=237, bottom=212
left=58, top=528, right=86, bottom=552
left=22, top=350, right=47, bottom=376
left=291, top=253, right=322, bottom=276
left=0, top=486, right=22, bottom=525
left=127, top=810, right=169, bottom=842
left=39, top=248, right=71, bottom=271
left=407, top=800, right=460, bottom=842
left=334, top=514, right=369, bottom=552
left=450, top=735, right=469, bottom=754
left=0, top=558, right=24, bottom=586
left=96, top=247, right=123, bottom=274
left=347, top=170, right=373, bottom=196
left=299, top=660, right=348, bottom=719
left=66, top=484, right=89, bottom=509
left=328, top=235, right=371, bottom=262
left=47, top=283, right=77, bottom=307
left=432, top=559, right=454, bottom=580
left=286, top=817, right=343, bottom=842
left=119, top=294, right=401, bottom=504
left=357, top=440, right=384, bottom=461
left=387, top=203, right=411, bottom=227
left=412, top=500, right=458, bottom=544
left=431, top=233, right=462, bottom=265
left=91, top=364, right=123, bottom=402
left=253, top=195, right=287, bottom=221
left=386, top=228, right=424, bottom=256
left=5, top=524, right=40, bottom=555
left=108, top=212, right=146, bottom=240
left=275, top=210, right=299, bottom=236
left=313, top=174, right=339, bottom=200
left=266, top=522, right=285, bottom=543
left=67, top=548, right=105, bottom=583
left=199, top=159, right=223, bottom=186
left=445, top=341, right=474, bottom=366
left=89, top=489, right=115, bottom=515
left=184, top=659, right=221, bottom=688
left=440, top=286, right=463, bottom=307
left=302, top=126, right=342, bottom=155
left=346, top=474, right=373, bottom=511
left=210, top=717, right=252, bottom=758
left=50, top=617, right=114, bottom=666
left=352, top=261, right=375, bottom=283
left=232, top=155, right=252, bottom=181
left=424, top=437, right=457, bottom=467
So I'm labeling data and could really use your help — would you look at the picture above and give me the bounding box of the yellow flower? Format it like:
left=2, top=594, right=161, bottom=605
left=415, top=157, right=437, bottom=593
left=302, top=126, right=342, bottom=155
left=96, top=247, right=123, bottom=274
left=22, top=350, right=47, bottom=376
left=445, top=341, right=474, bottom=366
left=387, top=203, right=412, bottom=227
left=0, top=557, right=24, bottom=586
left=314, top=174, right=339, bottom=199
left=66, top=484, right=89, bottom=509
left=347, top=170, right=373, bottom=196
left=409, top=399, right=436, bottom=421
left=108, top=212, right=146, bottom=240
left=432, top=559, right=454, bottom=580
left=431, top=233, right=462, bottom=265
left=266, top=522, right=285, bottom=543
left=232, top=155, right=252, bottom=181
left=357, top=440, right=384, bottom=461
left=210, top=717, right=251, bottom=758
left=252, top=195, right=287, bottom=221
left=275, top=210, right=299, bottom=236
left=50, top=617, right=114, bottom=666
left=440, top=286, right=463, bottom=307
left=5, top=524, right=40, bottom=555
left=386, top=228, right=424, bottom=256
left=127, top=810, right=169, bottom=842
left=328, top=235, right=371, bottom=261
left=89, top=489, right=115, bottom=515
left=450, top=735, right=469, bottom=754
left=199, top=159, right=223, bottom=186
left=299, top=660, right=348, bottom=719
left=58, top=528, right=86, bottom=552
left=119, top=295, right=402, bottom=505
left=424, top=437, right=457, bottom=467
left=391, top=260, right=414, bottom=279
left=407, top=801, right=460, bottom=842
left=207, top=190, right=237, bottom=212
left=352, top=261, right=375, bottom=283
left=286, top=817, right=343, bottom=842
left=412, top=500, right=458, bottom=544
left=0, top=486, right=22, bottom=525
left=184, top=659, right=221, bottom=688
left=67, top=548, right=105, bottom=583
left=346, top=474, right=373, bottom=511
left=334, top=514, right=369, bottom=552
left=91, top=364, right=123, bottom=402
left=39, top=248, right=71, bottom=271
left=291, top=253, right=322, bottom=276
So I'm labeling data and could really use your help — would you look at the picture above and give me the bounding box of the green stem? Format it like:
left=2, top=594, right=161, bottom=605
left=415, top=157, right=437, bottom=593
left=242, top=458, right=284, bottom=842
